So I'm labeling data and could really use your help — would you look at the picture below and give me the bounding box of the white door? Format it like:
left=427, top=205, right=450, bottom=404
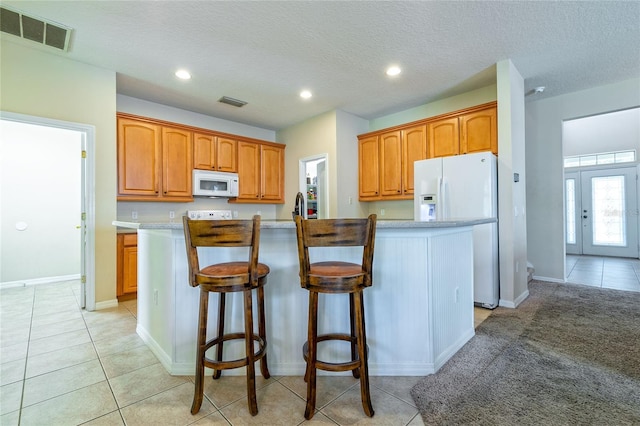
left=580, top=167, right=638, bottom=257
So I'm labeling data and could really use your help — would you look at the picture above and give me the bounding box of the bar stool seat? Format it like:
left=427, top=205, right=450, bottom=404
left=183, top=215, right=270, bottom=416
left=294, top=214, right=377, bottom=420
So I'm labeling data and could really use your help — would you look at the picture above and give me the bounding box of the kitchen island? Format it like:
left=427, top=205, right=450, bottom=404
left=113, top=218, right=495, bottom=377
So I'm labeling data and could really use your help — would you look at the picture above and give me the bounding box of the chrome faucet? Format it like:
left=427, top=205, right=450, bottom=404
left=292, top=191, right=305, bottom=219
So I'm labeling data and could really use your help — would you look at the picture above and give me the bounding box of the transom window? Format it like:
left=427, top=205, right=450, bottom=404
left=564, top=150, right=636, bottom=168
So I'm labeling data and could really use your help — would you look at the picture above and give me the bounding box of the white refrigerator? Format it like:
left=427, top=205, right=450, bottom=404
left=414, top=152, right=499, bottom=308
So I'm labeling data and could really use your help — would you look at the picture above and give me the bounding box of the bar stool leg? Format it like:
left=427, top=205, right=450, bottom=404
left=349, top=293, right=360, bottom=379
left=354, top=291, right=374, bottom=417
left=192, top=289, right=209, bottom=415
left=304, top=291, right=319, bottom=420
left=213, top=293, right=226, bottom=379
left=257, top=286, right=271, bottom=379
left=243, top=289, right=258, bottom=416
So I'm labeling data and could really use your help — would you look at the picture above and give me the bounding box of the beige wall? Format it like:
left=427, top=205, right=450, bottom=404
left=277, top=111, right=337, bottom=219
left=369, top=84, right=497, bottom=132
left=276, top=110, right=370, bottom=220
left=1, top=39, right=117, bottom=304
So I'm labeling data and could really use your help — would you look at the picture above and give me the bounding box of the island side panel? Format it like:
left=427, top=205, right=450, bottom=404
left=428, top=228, right=475, bottom=371
left=136, top=229, right=178, bottom=370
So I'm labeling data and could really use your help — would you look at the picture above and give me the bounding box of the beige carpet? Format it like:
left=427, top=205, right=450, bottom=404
left=411, top=280, right=640, bottom=425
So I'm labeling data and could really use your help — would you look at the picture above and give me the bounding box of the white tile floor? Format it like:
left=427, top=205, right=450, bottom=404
left=3, top=280, right=481, bottom=425
left=566, top=255, right=640, bottom=292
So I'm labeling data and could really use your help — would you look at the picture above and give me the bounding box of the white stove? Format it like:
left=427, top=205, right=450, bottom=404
left=186, top=209, right=233, bottom=220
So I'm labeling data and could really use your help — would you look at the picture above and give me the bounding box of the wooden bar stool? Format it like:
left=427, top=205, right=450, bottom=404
left=183, top=215, right=270, bottom=416
left=294, top=214, right=377, bottom=420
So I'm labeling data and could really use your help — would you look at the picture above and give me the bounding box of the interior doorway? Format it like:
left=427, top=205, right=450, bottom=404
left=299, top=154, right=328, bottom=219
left=0, top=112, right=96, bottom=310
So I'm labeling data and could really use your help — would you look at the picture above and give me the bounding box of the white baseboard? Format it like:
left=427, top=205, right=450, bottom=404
left=0, top=274, right=81, bottom=290
left=94, top=299, right=119, bottom=310
left=532, top=275, right=566, bottom=284
left=499, top=288, right=530, bottom=308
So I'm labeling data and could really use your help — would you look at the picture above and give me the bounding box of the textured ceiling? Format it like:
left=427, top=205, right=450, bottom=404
left=3, top=1, right=639, bottom=130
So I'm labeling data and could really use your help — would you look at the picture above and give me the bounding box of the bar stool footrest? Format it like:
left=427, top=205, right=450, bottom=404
left=302, top=333, right=368, bottom=373
left=202, top=332, right=267, bottom=371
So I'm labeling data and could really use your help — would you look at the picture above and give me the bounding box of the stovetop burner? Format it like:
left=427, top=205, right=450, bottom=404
left=186, top=210, right=233, bottom=220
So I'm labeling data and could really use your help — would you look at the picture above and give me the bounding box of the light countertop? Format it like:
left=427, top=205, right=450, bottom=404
left=113, top=217, right=496, bottom=230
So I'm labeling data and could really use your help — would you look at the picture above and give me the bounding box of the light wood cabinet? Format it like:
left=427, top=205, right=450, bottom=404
left=428, top=117, right=460, bottom=158
left=117, top=113, right=285, bottom=205
left=117, top=118, right=161, bottom=197
left=358, top=125, right=427, bottom=200
left=117, top=233, right=137, bottom=300
left=117, top=115, right=193, bottom=202
left=429, top=106, right=497, bottom=158
left=460, top=107, right=497, bottom=154
left=162, top=127, right=193, bottom=198
left=358, top=135, right=381, bottom=199
left=235, top=141, right=285, bottom=203
left=380, top=131, right=403, bottom=196
left=358, top=103, right=496, bottom=201
left=402, top=125, right=427, bottom=195
left=193, top=133, right=237, bottom=172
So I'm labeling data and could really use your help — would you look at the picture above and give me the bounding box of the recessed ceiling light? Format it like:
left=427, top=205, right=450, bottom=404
left=175, top=69, right=191, bottom=80
left=386, top=66, right=401, bottom=76
left=300, top=90, right=312, bottom=99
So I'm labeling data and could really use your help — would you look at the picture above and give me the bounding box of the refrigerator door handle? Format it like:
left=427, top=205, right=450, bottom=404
left=439, top=176, right=449, bottom=220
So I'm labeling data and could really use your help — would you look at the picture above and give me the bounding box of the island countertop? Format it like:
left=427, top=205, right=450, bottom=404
left=113, top=217, right=496, bottom=230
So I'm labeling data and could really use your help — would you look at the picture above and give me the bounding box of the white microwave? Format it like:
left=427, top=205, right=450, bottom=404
left=192, top=170, right=239, bottom=197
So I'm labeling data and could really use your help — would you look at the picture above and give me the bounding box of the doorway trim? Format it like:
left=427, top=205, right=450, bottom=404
left=1, top=111, right=96, bottom=311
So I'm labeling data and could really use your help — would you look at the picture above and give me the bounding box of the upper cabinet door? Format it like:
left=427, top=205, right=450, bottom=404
left=379, top=131, right=403, bottom=196
left=428, top=117, right=459, bottom=158
left=260, top=144, right=284, bottom=201
left=117, top=118, right=161, bottom=196
left=193, top=134, right=237, bottom=172
left=402, top=125, right=427, bottom=195
left=358, top=135, right=380, bottom=199
left=162, top=127, right=192, bottom=197
left=216, top=137, right=237, bottom=173
left=237, top=141, right=261, bottom=200
left=460, top=107, right=497, bottom=155
left=193, top=132, right=215, bottom=170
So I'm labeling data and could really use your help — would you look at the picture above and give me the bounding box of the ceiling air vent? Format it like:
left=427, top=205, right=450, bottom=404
left=218, top=96, right=248, bottom=108
left=0, top=6, right=72, bottom=51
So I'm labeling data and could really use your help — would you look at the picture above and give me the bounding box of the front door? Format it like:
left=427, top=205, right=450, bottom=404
left=572, top=167, right=639, bottom=257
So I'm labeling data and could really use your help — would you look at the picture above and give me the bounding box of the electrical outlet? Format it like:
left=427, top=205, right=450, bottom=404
left=348, top=196, right=352, bottom=205
left=257, top=210, right=261, bottom=216
left=169, top=211, right=175, bottom=219
left=132, top=211, right=138, bottom=220
left=233, top=211, right=238, bottom=218
left=380, top=209, right=385, bottom=216
left=153, top=289, right=159, bottom=306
